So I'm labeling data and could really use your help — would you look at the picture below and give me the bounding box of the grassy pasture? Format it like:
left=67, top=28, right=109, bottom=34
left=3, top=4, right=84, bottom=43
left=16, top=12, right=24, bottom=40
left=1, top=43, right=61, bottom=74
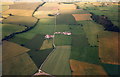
left=9, top=19, right=55, bottom=44
left=9, top=35, right=30, bottom=45
left=98, top=31, right=120, bottom=65
left=70, top=34, right=100, bottom=64
left=72, top=14, right=92, bottom=21
left=3, top=53, right=38, bottom=75
left=70, top=59, right=107, bottom=75
left=55, top=35, right=71, bottom=46
left=41, top=46, right=71, bottom=75
left=2, top=24, right=26, bottom=38
left=55, top=24, right=70, bottom=32
left=70, top=25, right=100, bottom=64
left=28, top=48, right=53, bottom=68
left=25, top=34, right=44, bottom=50
left=2, top=41, right=30, bottom=61
left=3, top=16, right=37, bottom=27
left=78, top=21, right=104, bottom=46
left=9, top=2, right=43, bottom=10
left=3, top=9, right=33, bottom=16
left=55, top=23, right=71, bottom=46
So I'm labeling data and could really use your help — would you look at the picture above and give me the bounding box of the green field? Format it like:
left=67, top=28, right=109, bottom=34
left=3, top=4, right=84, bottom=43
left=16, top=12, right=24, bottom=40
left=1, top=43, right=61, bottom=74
left=41, top=46, right=71, bottom=75
left=55, top=35, right=71, bottom=46
left=80, top=5, right=119, bottom=28
left=2, top=24, right=26, bottom=38
left=25, top=34, right=44, bottom=50
left=56, top=14, right=76, bottom=25
left=3, top=53, right=38, bottom=75
left=28, top=48, right=53, bottom=68
left=77, top=21, right=104, bottom=46
left=3, top=16, right=38, bottom=27
left=9, top=19, right=55, bottom=44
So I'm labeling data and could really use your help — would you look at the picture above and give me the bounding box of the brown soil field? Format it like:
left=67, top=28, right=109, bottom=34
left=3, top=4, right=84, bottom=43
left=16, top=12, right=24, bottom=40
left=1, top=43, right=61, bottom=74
left=3, top=53, right=38, bottom=75
left=9, top=2, right=42, bottom=10
left=2, top=41, right=30, bottom=61
left=72, top=14, right=92, bottom=21
left=98, top=31, right=120, bottom=65
left=3, top=9, right=33, bottom=16
left=70, top=59, right=108, bottom=75
left=3, top=16, right=37, bottom=27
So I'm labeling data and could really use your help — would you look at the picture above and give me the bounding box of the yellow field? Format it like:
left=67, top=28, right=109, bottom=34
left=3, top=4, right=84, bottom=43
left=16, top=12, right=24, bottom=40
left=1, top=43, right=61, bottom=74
left=34, top=10, right=57, bottom=18
left=9, top=2, right=42, bottom=10
left=1, top=5, right=9, bottom=12
left=1, top=2, right=14, bottom=5
left=99, top=31, right=120, bottom=65
left=3, top=16, right=37, bottom=27
left=2, top=41, right=30, bottom=61
left=72, top=14, right=92, bottom=21
left=59, top=4, right=76, bottom=10
left=40, top=40, right=53, bottom=50
left=70, top=59, right=108, bottom=75
left=38, top=3, right=59, bottom=11
left=3, top=53, right=38, bottom=75
left=3, top=9, right=33, bottom=16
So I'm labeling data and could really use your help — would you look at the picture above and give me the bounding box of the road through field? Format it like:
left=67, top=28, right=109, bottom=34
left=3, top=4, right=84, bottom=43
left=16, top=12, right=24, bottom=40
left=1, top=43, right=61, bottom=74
left=41, top=46, right=71, bottom=75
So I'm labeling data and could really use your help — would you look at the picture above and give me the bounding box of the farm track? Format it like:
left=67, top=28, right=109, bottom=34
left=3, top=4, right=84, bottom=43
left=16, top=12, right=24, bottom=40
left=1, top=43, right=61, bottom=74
left=2, top=2, right=46, bottom=41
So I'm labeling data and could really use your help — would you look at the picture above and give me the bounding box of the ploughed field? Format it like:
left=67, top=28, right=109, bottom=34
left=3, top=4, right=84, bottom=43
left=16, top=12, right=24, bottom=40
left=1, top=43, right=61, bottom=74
left=1, top=1, right=119, bottom=76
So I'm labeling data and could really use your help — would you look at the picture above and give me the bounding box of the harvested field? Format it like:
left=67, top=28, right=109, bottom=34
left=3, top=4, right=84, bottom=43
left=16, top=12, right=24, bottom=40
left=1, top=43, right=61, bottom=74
left=59, top=4, right=76, bottom=10
left=2, top=24, right=26, bottom=38
left=34, top=11, right=57, bottom=18
left=40, top=39, right=53, bottom=50
left=78, top=21, right=104, bottom=46
left=2, top=41, right=30, bottom=61
left=3, top=53, right=38, bottom=75
left=9, top=2, right=42, bottom=10
left=28, top=48, right=53, bottom=68
left=3, top=9, right=33, bottom=16
left=41, top=46, right=71, bottom=75
left=72, top=14, right=92, bottom=21
left=1, top=2, right=14, bottom=5
left=2, top=14, right=9, bottom=18
left=25, top=34, right=44, bottom=50
left=1, top=5, right=9, bottom=12
left=99, top=31, right=120, bottom=65
left=37, top=3, right=59, bottom=11
left=3, top=16, right=37, bottom=27
left=70, top=59, right=107, bottom=75
left=59, top=9, right=89, bottom=14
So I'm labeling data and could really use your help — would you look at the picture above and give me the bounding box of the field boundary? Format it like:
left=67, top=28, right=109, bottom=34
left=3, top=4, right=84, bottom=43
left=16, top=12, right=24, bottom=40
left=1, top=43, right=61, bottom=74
left=2, top=19, right=40, bottom=41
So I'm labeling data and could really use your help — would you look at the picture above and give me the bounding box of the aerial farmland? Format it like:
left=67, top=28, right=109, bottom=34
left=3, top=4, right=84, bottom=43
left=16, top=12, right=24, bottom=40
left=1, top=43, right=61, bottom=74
left=1, top=0, right=120, bottom=77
